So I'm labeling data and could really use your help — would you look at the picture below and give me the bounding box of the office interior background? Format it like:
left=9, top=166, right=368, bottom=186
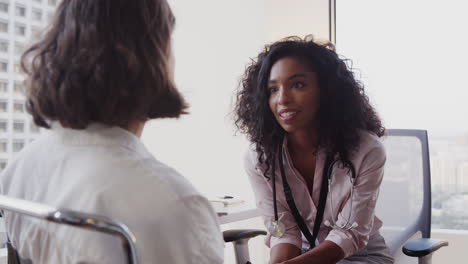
left=0, top=0, right=466, bottom=263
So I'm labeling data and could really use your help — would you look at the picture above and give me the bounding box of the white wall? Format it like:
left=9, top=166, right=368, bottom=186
left=142, top=0, right=330, bottom=203
left=265, top=0, right=329, bottom=42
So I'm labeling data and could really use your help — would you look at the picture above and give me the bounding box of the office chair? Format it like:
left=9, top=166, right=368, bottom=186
left=0, top=195, right=138, bottom=264
left=377, top=129, right=448, bottom=263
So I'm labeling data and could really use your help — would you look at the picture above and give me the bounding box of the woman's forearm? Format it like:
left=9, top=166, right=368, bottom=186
left=270, top=243, right=301, bottom=264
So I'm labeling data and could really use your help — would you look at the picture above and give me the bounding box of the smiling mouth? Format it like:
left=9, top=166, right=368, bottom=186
left=278, top=111, right=299, bottom=121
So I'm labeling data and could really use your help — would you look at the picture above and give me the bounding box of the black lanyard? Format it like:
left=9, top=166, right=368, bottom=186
left=277, top=143, right=333, bottom=250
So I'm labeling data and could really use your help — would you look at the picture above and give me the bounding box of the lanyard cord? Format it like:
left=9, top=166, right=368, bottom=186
left=278, top=143, right=333, bottom=250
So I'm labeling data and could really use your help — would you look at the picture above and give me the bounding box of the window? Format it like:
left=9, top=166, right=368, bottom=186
left=0, top=2, right=8, bottom=13
left=0, top=20, right=8, bottom=33
left=30, top=123, right=39, bottom=133
left=32, top=9, right=42, bottom=21
left=13, top=120, right=24, bottom=133
left=48, top=0, right=57, bottom=6
left=0, top=119, right=7, bottom=132
left=15, top=42, right=24, bottom=55
left=31, top=26, right=42, bottom=39
left=47, top=12, right=54, bottom=22
left=15, top=5, right=26, bottom=17
left=0, top=100, right=7, bottom=112
left=14, top=24, right=26, bottom=36
left=0, top=40, right=8, bottom=52
left=0, top=139, right=7, bottom=152
left=33, top=0, right=42, bottom=3
left=13, top=82, right=23, bottom=93
left=14, top=63, right=21, bottom=73
left=337, top=0, right=468, bottom=230
left=0, top=61, right=7, bottom=72
left=12, top=139, right=24, bottom=152
left=13, top=101, right=24, bottom=113
left=0, top=80, right=7, bottom=92
left=0, top=159, right=7, bottom=170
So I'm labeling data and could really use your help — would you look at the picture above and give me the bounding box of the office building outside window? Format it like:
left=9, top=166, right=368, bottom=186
left=15, top=5, right=26, bottom=17
left=0, top=2, right=8, bottom=13
left=14, top=24, right=26, bottom=36
left=14, top=63, right=21, bottom=73
left=32, top=9, right=42, bottom=21
left=31, top=26, right=41, bottom=39
left=0, top=0, right=56, bottom=165
left=15, top=42, right=24, bottom=56
left=13, top=101, right=24, bottom=113
left=0, top=119, right=7, bottom=132
left=0, top=159, right=7, bottom=170
left=0, top=40, right=8, bottom=52
left=13, top=82, right=23, bottom=93
left=0, top=21, right=8, bottom=33
left=0, top=61, right=7, bottom=72
left=0, top=140, right=7, bottom=153
left=13, top=120, right=25, bottom=133
left=30, top=123, right=39, bottom=133
left=0, top=80, right=7, bottom=93
left=47, top=12, right=54, bottom=22
left=12, top=139, right=24, bottom=152
left=0, top=100, right=7, bottom=112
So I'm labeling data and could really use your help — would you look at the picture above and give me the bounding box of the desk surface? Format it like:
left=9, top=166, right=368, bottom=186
left=216, top=203, right=260, bottom=224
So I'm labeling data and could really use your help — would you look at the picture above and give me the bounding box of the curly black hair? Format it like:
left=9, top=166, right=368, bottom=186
left=234, top=36, right=384, bottom=178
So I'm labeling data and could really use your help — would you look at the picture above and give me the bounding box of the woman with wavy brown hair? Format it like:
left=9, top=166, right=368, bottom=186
left=0, top=0, right=224, bottom=263
left=235, top=36, right=394, bottom=264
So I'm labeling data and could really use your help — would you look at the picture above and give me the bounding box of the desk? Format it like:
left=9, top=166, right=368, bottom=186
left=216, top=203, right=260, bottom=225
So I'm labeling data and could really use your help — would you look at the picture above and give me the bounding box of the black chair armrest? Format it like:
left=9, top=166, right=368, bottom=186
left=402, top=238, right=448, bottom=257
left=223, top=229, right=267, bottom=242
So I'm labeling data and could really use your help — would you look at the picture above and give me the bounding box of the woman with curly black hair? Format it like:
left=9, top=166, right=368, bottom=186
left=235, top=36, right=394, bottom=264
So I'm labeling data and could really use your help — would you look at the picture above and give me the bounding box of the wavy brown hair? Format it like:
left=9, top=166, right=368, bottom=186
left=21, top=0, right=187, bottom=129
left=234, top=36, right=384, bottom=177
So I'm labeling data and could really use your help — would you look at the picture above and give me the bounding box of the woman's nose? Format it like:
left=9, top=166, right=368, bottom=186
left=277, top=87, right=291, bottom=105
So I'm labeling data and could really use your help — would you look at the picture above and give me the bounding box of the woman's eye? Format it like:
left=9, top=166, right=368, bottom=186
left=292, top=82, right=305, bottom=89
left=268, top=87, right=278, bottom=93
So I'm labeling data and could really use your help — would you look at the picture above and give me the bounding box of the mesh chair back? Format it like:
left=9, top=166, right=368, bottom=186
left=375, top=129, right=431, bottom=257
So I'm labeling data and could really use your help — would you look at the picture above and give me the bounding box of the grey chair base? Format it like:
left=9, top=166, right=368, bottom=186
left=223, top=229, right=266, bottom=264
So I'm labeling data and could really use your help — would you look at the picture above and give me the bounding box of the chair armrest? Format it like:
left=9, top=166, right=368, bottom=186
left=223, top=229, right=267, bottom=242
left=402, top=238, right=448, bottom=257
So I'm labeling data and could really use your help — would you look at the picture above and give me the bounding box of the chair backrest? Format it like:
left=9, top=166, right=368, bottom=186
left=375, top=129, right=431, bottom=257
left=0, top=195, right=139, bottom=264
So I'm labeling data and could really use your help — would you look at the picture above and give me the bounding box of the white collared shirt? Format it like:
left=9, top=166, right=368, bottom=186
left=0, top=123, right=224, bottom=264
